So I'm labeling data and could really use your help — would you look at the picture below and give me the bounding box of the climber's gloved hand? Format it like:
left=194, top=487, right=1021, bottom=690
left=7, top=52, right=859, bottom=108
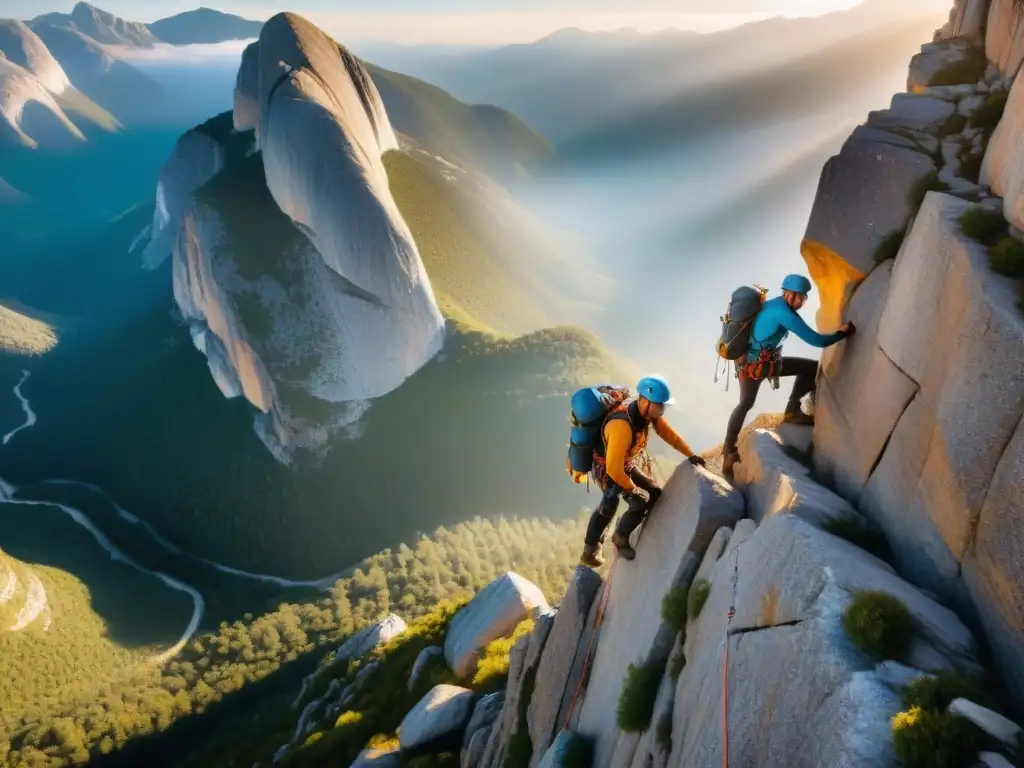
left=623, top=489, right=649, bottom=508
left=688, top=455, right=707, bottom=468
left=839, top=321, right=857, bottom=337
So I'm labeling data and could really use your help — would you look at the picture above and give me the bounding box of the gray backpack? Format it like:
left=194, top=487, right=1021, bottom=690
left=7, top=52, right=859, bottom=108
left=716, top=285, right=767, bottom=361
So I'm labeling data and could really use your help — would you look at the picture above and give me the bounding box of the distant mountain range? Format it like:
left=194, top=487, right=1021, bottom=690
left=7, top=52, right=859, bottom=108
left=28, top=3, right=263, bottom=48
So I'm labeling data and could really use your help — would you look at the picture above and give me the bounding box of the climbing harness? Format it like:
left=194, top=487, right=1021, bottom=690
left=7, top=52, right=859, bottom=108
left=738, top=349, right=781, bottom=390
left=722, top=545, right=740, bottom=768
left=562, top=548, right=619, bottom=730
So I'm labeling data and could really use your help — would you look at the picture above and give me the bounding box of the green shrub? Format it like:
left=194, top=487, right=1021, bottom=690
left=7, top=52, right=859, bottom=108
left=687, top=580, right=711, bottom=621
left=656, top=711, right=673, bottom=752
left=969, top=91, right=1010, bottom=136
left=473, top=617, right=534, bottom=690
left=908, top=171, right=950, bottom=211
left=927, top=47, right=988, bottom=87
left=616, top=660, right=664, bottom=733
left=669, top=651, right=686, bottom=682
left=891, top=707, right=983, bottom=768
left=842, top=590, right=914, bottom=660
left=561, top=731, right=595, bottom=768
left=823, top=516, right=890, bottom=561
left=661, top=586, right=689, bottom=632
left=903, top=670, right=995, bottom=712
left=958, top=207, right=1007, bottom=246
left=989, top=236, right=1024, bottom=277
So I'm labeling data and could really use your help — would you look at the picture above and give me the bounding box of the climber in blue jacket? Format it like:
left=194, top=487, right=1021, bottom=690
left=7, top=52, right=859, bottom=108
left=722, top=274, right=854, bottom=477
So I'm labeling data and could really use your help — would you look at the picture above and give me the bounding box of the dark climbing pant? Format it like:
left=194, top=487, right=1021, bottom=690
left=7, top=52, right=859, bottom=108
left=584, top=468, right=661, bottom=547
left=723, top=356, right=818, bottom=457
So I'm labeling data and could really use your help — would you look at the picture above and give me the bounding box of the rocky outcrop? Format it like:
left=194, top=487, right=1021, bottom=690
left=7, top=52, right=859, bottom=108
left=399, top=684, right=476, bottom=750
left=164, top=12, right=445, bottom=461
left=474, top=421, right=1000, bottom=768
left=445, top=572, right=549, bottom=678
left=144, top=128, right=229, bottom=268
left=0, top=56, right=83, bottom=148
left=408, top=646, right=444, bottom=691
left=982, top=64, right=1024, bottom=228
left=0, top=20, right=70, bottom=94
left=985, top=0, right=1024, bottom=76
left=908, top=38, right=977, bottom=92
left=803, top=0, right=1024, bottom=714
left=234, top=41, right=260, bottom=134
left=935, top=0, right=990, bottom=44
left=800, top=129, right=936, bottom=331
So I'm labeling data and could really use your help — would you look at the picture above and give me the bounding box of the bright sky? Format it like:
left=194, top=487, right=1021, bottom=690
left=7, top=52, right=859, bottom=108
left=9, top=0, right=948, bottom=44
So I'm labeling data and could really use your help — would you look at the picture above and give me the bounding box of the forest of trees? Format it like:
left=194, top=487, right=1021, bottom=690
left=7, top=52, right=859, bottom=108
left=1, top=514, right=591, bottom=767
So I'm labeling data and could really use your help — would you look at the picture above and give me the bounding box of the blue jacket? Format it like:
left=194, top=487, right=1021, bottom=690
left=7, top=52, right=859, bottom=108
left=747, top=296, right=845, bottom=362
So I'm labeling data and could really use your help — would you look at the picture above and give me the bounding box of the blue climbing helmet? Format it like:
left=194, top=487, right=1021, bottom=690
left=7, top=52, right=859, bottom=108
left=636, top=375, right=675, bottom=405
left=781, top=274, right=812, bottom=295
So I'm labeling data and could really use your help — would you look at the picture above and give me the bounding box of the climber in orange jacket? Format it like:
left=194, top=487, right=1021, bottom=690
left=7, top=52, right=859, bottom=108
left=580, top=375, right=706, bottom=568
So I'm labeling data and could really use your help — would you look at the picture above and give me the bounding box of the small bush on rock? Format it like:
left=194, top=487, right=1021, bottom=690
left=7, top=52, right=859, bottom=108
left=937, top=112, right=969, bottom=139
left=842, top=590, right=914, bottom=660
left=873, top=227, right=908, bottom=264
left=473, top=617, right=534, bottom=690
left=891, top=707, right=983, bottom=768
left=617, top=660, right=664, bottom=732
left=687, top=580, right=711, bottom=621
left=661, top=586, right=689, bottom=633
left=989, top=236, right=1024, bottom=278
left=959, top=207, right=1007, bottom=246
left=927, top=46, right=988, bottom=87
left=904, top=670, right=995, bottom=712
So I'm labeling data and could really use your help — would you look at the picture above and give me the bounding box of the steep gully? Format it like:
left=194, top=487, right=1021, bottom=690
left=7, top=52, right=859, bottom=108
left=0, top=371, right=350, bottom=659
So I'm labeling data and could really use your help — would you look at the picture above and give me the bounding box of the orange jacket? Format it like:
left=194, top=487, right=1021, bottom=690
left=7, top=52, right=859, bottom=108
left=603, top=415, right=695, bottom=492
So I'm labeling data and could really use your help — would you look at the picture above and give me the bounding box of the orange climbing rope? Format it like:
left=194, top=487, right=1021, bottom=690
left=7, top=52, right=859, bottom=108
left=562, top=548, right=619, bottom=730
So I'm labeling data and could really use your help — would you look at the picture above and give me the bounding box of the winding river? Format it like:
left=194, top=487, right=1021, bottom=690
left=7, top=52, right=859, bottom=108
left=0, top=371, right=348, bottom=660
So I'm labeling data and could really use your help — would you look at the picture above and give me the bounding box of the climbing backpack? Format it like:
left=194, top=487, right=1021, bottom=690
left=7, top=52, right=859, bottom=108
left=566, top=385, right=630, bottom=480
left=716, top=285, right=768, bottom=361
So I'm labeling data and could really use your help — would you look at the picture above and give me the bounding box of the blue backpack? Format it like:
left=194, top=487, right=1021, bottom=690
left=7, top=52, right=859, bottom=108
left=566, top=385, right=630, bottom=478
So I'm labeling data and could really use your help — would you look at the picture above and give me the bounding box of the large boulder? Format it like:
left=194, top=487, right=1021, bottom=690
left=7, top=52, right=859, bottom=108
left=735, top=429, right=863, bottom=531
left=398, top=684, right=476, bottom=750
left=981, top=68, right=1024, bottom=230
left=574, top=466, right=744, bottom=767
left=907, top=39, right=979, bottom=92
left=986, top=0, right=1024, bottom=76
left=864, top=193, right=1024, bottom=604
left=444, top=572, right=549, bottom=678
left=962, top=413, right=1024, bottom=706
left=801, top=136, right=936, bottom=332
left=867, top=93, right=958, bottom=134
left=336, top=614, right=407, bottom=663
left=812, top=261, right=918, bottom=502
left=527, top=567, right=602, bottom=766
left=667, top=512, right=978, bottom=767
left=171, top=12, right=445, bottom=461
left=408, top=645, right=444, bottom=692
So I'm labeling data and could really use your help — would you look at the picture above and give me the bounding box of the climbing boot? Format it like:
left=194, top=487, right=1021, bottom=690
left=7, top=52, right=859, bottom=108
left=580, top=543, right=605, bottom=569
left=722, top=451, right=739, bottom=480
left=647, top=486, right=663, bottom=510
left=783, top=410, right=815, bottom=427
left=612, top=533, right=636, bottom=561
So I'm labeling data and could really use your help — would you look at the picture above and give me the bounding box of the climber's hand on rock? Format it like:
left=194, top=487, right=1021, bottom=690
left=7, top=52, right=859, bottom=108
left=839, top=322, right=856, bottom=336
left=688, top=455, right=707, bottom=468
